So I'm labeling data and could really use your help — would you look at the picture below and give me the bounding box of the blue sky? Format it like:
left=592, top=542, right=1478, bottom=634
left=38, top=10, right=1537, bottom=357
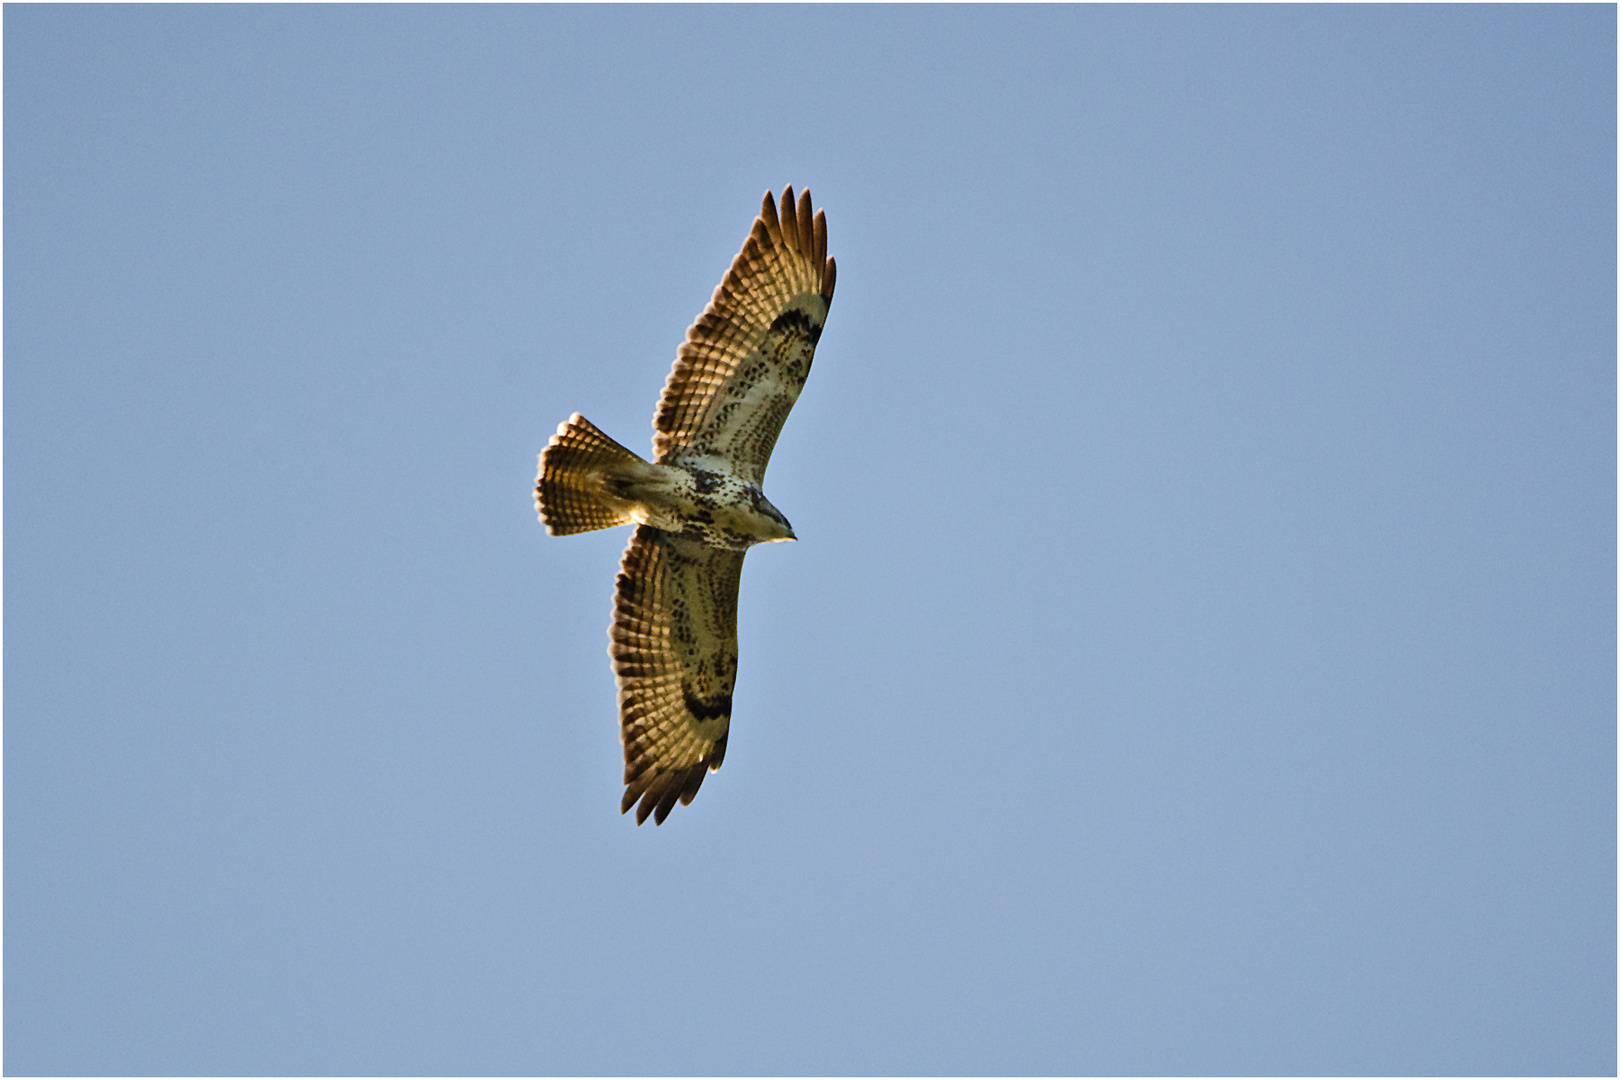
left=6, top=5, right=1614, bottom=1074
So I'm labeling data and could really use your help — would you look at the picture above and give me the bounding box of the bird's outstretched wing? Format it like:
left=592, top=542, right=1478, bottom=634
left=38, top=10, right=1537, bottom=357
left=652, top=187, right=837, bottom=484
left=610, top=525, right=744, bottom=825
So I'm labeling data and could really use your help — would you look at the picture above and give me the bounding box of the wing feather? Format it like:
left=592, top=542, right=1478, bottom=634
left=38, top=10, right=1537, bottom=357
left=779, top=188, right=800, bottom=252
left=609, top=525, right=743, bottom=825
left=652, top=187, right=837, bottom=482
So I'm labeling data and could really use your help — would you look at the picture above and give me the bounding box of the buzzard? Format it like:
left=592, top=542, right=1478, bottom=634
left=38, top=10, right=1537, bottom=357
left=535, top=187, right=836, bottom=825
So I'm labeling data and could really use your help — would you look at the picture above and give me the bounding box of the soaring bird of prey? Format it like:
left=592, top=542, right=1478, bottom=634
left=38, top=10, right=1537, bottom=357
left=535, top=187, right=836, bottom=825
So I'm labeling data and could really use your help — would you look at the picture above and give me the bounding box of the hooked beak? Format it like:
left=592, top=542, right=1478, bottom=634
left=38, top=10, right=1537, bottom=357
left=755, top=491, right=796, bottom=542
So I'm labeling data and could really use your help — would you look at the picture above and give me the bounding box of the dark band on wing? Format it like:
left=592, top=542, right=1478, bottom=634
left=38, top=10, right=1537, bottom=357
left=683, top=688, right=733, bottom=723
left=769, top=307, right=823, bottom=345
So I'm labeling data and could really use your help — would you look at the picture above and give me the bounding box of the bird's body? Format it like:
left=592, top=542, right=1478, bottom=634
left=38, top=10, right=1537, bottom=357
left=535, top=187, right=835, bottom=824
left=540, top=417, right=795, bottom=549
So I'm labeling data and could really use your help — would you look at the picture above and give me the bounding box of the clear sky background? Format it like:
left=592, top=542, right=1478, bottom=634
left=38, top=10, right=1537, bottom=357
left=6, top=6, right=1614, bottom=1075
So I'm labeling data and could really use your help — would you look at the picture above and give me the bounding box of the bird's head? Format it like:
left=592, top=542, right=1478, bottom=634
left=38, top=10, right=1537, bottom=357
left=751, top=490, right=796, bottom=543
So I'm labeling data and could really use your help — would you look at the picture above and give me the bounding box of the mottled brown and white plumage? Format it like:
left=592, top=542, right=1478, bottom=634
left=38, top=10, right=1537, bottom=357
left=535, top=187, right=836, bottom=824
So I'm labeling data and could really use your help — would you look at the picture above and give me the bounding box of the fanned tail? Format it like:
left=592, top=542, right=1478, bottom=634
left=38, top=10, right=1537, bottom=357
left=535, top=413, right=644, bottom=535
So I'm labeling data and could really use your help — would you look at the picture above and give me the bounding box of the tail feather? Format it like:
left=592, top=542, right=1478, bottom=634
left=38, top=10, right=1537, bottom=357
left=536, top=413, right=644, bottom=535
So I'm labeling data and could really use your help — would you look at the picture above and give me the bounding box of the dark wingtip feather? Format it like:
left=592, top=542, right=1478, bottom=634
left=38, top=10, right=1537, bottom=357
left=779, top=186, right=800, bottom=253
left=679, top=767, right=705, bottom=807
left=823, top=256, right=837, bottom=303
left=797, top=189, right=813, bottom=253
left=633, top=776, right=668, bottom=825
left=759, top=190, right=782, bottom=246
left=652, top=781, right=683, bottom=824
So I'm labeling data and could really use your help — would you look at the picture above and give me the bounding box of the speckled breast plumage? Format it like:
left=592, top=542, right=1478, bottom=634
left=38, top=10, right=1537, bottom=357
left=614, top=457, right=795, bottom=550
